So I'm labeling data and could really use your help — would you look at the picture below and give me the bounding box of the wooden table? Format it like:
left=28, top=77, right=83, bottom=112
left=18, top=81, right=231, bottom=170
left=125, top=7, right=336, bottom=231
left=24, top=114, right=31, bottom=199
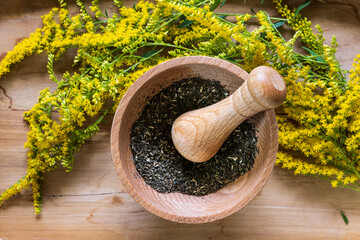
left=1, top=0, right=360, bottom=239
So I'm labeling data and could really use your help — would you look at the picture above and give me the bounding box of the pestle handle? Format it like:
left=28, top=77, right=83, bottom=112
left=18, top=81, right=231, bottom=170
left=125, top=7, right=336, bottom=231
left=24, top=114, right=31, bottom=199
left=171, top=66, right=287, bottom=163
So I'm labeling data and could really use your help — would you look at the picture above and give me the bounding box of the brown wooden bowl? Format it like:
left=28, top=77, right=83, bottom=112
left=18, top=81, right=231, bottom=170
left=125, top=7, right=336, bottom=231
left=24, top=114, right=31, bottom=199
left=110, top=56, right=278, bottom=223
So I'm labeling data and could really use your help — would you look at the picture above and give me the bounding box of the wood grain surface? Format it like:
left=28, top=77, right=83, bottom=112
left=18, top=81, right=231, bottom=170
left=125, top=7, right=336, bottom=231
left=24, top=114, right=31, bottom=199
left=1, top=0, right=360, bottom=239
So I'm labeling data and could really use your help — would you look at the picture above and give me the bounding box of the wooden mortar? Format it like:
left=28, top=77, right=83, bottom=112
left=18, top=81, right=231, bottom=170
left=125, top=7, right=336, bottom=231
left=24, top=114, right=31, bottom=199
left=111, top=56, right=280, bottom=223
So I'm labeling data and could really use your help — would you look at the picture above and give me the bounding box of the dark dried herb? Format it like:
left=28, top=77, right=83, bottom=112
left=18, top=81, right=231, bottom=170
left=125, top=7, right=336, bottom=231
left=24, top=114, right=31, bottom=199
left=130, top=78, right=258, bottom=196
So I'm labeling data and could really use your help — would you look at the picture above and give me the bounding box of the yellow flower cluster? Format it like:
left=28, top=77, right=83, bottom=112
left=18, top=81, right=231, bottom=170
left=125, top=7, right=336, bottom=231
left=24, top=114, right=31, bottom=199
left=269, top=0, right=360, bottom=190
left=273, top=0, right=323, bottom=53
left=0, top=28, right=43, bottom=77
left=273, top=0, right=344, bottom=85
left=344, top=55, right=360, bottom=153
left=1, top=0, right=360, bottom=213
left=0, top=0, right=168, bottom=213
left=276, top=152, right=358, bottom=188
left=256, top=11, right=296, bottom=67
left=0, top=177, right=30, bottom=207
left=166, top=1, right=231, bottom=40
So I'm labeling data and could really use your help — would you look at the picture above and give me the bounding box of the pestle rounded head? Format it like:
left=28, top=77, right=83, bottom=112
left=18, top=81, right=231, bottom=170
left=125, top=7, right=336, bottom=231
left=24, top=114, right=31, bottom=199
left=247, top=66, right=287, bottom=109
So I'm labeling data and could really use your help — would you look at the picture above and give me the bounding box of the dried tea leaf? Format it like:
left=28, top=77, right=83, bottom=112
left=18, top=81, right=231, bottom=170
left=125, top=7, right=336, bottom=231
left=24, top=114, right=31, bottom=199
left=130, top=78, right=257, bottom=196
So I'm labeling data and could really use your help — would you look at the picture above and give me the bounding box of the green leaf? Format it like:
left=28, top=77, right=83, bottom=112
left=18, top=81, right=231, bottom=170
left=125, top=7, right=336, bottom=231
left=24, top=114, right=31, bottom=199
left=340, top=210, right=349, bottom=225
left=273, top=21, right=285, bottom=28
left=295, top=0, right=312, bottom=17
left=104, top=9, right=109, bottom=18
left=226, top=57, right=236, bottom=63
left=250, top=6, right=256, bottom=14
left=302, top=46, right=326, bottom=63
left=261, top=0, right=264, bottom=4
left=141, top=49, right=160, bottom=58
left=302, top=46, right=316, bottom=55
left=342, top=170, right=354, bottom=175
left=179, top=14, right=186, bottom=21
left=210, top=0, right=221, bottom=11
left=220, top=0, right=227, bottom=8
left=177, top=19, right=194, bottom=28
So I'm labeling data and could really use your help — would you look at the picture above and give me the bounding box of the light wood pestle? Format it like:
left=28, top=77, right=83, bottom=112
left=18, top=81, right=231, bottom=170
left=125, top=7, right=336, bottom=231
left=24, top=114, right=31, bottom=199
left=171, top=66, right=287, bottom=163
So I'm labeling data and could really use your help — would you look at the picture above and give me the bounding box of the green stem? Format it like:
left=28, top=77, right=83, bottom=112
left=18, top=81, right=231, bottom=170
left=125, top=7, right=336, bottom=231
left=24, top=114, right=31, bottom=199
left=294, top=53, right=327, bottom=64
left=264, top=12, right=285, bottom=42
left=145, top=42, right=204, bottom=54
left=338, top=185, right=360, bottom=192
left=309, top=174, right=360, bottom=192
left=217, top=16, right=236, bottom=26
left=319, top=129, right=360, bottom=179
left=151, top=13, right=182, bottom=34
left=114, top=48, right=164, bottom=78
left=215, top=12, right=288, bottom=22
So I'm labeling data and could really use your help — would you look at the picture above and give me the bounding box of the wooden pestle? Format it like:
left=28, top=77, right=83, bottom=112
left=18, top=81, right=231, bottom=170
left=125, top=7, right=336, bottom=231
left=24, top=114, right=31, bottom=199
left=171, top=66, right=287, bottom=163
